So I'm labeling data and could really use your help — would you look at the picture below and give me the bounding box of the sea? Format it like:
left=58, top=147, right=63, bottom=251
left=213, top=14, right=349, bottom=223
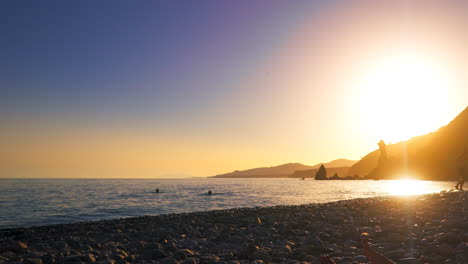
left=0, top=178, right=456, bottom=229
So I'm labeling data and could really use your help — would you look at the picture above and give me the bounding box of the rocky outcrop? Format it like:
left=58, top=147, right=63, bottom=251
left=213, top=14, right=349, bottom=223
left=315, top=165, right=327, bottom=180
left=349, top=106, right=468, bottom=180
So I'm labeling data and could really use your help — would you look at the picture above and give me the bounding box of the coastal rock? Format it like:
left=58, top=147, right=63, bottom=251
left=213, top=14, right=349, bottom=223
left=183, top=257, right=197, bottom=264
left=25, top=258, right=43, bottom=264
left=182, top=239, right=200, bottom=250
left=436, top=244, right=454, bottom=257
left=11, top=241, right=28, bottom=252
left=281, top=245, right=292, bottom=255
left=387, top=233, right=406, bottom=243
left=454, top=242, right=468, bottom=261
left=352, top=255, right=367, bottom=263
left=398, top=257, right=420, bottom=264
left=228, top=235, right=243, bottom=244
left=384, top=249, right=405, bottom=260
left=439, top=232, right=460, bottom=244
left=249, top=251, right=271, bottom=263
left=64, top=254, right=82, bottom=262
left=55, top=241, right=68, bottom=250
left=83, top=253, right=96, bottom=262
left=280, top=259, right=299, bottom=264
left=174, top=249, right=195, bottom=260
left=199, top=255, right=221, bottom=264
left=250, top=260, right=264, bottom=264
left=40, top=253, right=55, bottom=264
left=142, top=248, right=168, bottom=259
left=95, top=259, right=116, bottom=264
left=301, top=255, right=319, bottom=263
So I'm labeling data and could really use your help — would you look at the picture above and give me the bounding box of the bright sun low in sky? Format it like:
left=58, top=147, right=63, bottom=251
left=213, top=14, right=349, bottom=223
left=355, top=50, right=456, bottom=143
left=1, top=1, right=467, bottom=178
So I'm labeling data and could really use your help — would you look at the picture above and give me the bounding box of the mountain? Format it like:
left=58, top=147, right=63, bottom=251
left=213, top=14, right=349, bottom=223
left=348, top=106, right=468, bottom=180
left=289, top=167, right=351, bottom=179
left=310, top=158, right=357, bottom=169
left=211, top=159, right=357, bottom=178
left=211, top=163, right=314, bottom=178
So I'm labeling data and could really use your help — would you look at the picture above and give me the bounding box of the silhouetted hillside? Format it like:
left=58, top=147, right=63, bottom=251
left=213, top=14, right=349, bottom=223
left=211, top=159, right=357, bottom=178
left=310, top=159, right=357, bottom=169
left=348, top=106, right=468, bottom=180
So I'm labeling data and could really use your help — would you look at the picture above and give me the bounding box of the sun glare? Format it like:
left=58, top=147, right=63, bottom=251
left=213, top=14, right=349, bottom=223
left=356, top=52, right=454, bottom=143
left=386, top=179, right=434, bottom=196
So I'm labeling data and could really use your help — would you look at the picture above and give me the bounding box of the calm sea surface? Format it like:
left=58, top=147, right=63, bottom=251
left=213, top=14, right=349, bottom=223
left=0, top=178, right=455, bottom=228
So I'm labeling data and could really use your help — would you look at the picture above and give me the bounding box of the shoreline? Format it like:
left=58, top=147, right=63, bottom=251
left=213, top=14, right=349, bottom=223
left=1, top=191, right=467, bottom=264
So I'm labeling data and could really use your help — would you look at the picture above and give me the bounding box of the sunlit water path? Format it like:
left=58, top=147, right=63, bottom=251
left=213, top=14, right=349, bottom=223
left=0, top=178, right=455, bottom=228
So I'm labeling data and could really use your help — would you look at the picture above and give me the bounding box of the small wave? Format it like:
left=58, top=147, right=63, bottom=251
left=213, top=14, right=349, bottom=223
left=0, top=178, right=455, bottom=228
left=198, top=192, right=225, bottom=196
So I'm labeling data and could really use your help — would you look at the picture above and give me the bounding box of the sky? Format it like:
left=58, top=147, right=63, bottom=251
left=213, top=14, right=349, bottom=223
left=1, top=0, right=467, bottom=178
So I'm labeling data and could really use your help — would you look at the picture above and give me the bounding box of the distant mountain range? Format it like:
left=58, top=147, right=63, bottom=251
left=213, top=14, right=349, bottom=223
left=211, top=106, right=467, bottom=180
left=211, top=159, right=357, bottom=178
left=289, top=166, right=350, bottom=179
left=349, top=106, right=468, bottom=180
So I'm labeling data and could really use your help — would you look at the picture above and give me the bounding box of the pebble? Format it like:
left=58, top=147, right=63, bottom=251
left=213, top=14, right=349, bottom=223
left=0, top=191, right=466, bottom=264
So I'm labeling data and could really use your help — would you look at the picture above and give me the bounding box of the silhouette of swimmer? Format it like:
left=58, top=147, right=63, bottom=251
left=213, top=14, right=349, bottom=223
left=208, top=190, right=212, bottom=195
left=319, top=239, right=396, bottom=264
left=155, top=188, right=159, bottom=193
left=455, top=148, right=467, bottom=191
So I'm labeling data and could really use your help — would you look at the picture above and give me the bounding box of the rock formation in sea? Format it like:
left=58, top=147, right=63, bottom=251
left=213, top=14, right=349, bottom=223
left=315, top=164, right=327, bottom=180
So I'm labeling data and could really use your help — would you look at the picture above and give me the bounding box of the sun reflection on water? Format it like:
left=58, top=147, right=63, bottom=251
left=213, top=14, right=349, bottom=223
left=386, top=179, right=436, bottom=196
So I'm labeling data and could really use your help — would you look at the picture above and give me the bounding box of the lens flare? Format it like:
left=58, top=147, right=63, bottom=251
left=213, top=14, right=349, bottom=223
left=386, top=179, right=436, bottom=196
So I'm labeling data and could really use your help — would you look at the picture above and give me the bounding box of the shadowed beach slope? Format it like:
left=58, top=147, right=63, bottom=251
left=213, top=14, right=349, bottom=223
left=349, top=106, right=468, bottom=180
left=1, top=191, right=467, bottom=263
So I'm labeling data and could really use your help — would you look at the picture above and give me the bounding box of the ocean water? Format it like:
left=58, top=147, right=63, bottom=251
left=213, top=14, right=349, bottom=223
left=0, top=178, right=455, bottom=228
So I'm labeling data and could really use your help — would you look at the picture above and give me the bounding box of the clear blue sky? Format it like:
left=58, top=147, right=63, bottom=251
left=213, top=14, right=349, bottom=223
left=2, top=1, right=321, bottom=121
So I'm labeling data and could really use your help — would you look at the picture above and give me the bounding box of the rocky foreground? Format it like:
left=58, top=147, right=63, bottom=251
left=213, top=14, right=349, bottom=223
left=1, top=191, right=468, bottom=264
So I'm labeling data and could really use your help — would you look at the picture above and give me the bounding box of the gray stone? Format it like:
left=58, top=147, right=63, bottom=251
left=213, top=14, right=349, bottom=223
left=82, top=253, right=95, bottom=263
left=64, top=254, right=83, bottom=262
left=280, top=259, right=299, bottom=264
left=385, top=249, right=406, bottom=260
left=159, top=259, right=179, bottom=264
left=174, top=249, right=195, bottom=260
left=352, top=255, right=367, bottom=263
left=302, top=255, right=319, bottom=262
left=437, top=244, right=455, bottom=257
left=25, top=258, right=43, bottom=264
left=12, top=241, right=28, bottom=252
left=143, top=248, right=168, bottom=259
left=183, top=258, right=197, bottom=264
left=399, top=257, right=420, bottom=264
left=249, top=251, right=271, bottom=263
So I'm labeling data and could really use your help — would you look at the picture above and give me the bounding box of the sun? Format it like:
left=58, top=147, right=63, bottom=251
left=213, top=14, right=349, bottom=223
left=355, top=51, right=454, bottom=143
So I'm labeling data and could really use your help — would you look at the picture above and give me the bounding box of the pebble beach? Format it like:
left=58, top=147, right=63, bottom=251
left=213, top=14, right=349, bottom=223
left=1, top=191, right=467, bottom=264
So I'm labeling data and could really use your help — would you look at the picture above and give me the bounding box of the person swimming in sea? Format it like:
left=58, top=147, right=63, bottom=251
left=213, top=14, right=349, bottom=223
left=155, top=188, right=159, bottom=193
left=208, top=190, right=212, bottom=195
